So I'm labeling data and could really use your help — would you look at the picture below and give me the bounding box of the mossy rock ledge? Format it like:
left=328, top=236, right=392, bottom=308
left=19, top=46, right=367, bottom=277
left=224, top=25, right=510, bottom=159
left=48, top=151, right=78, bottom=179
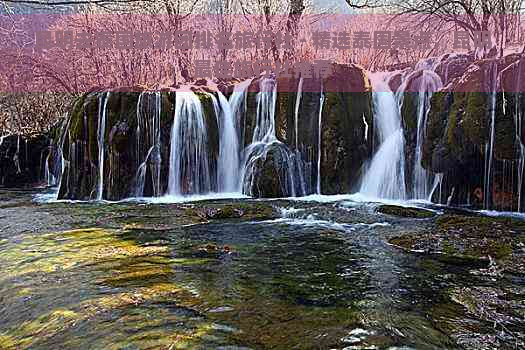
left=420, top=54, right=525, bottom=210
left=389, top=214, right=525, bottom=272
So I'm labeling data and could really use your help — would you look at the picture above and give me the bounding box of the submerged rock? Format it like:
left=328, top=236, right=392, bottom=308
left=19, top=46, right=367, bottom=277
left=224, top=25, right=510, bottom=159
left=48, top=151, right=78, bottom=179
left=389, top=213, right=525, bottom=265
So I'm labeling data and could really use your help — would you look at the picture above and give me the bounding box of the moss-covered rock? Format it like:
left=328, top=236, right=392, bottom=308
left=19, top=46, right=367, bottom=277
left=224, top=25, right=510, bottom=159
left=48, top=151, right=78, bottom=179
left=421, top=55, right=525, bottom=210
left=377, top=204, right=435, bottom=218
left=389, top=213, right=525, bottom=264
left=58, top=89, right=179, bottom=200
left=271, top=63, right=373, bottom=195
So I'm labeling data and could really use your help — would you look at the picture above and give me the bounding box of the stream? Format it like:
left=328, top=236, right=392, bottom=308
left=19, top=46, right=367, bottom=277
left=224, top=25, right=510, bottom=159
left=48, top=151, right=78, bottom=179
left=0, top=188, right=524, bottom=349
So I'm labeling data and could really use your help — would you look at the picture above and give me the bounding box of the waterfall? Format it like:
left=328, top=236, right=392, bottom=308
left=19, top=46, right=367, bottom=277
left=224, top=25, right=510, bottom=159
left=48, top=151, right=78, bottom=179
left=292, top=77, right=308, bottom=196
left=316, top=82, right=324, bottom=194
left=96, top=92, right=109, bottom=201
left=229, top=78, right=253, bottom=149
left=294, top=77, right=304, bottom=149
left=212, top=91, right=240, bottom=193
left=134, top=92, right=162, bottom=197
left=410, top=70, right=443, bottom=199
left=253, top=78, right=278, bottom=143
left=168, top=92, right=211, bottom=196
left=239, top=77, right=300, bottom=197
left=484, top=61, right=499, bottom=209
left=55, top=115, right=70, bottom=195
left=44, top=153, right=55, bottom=186
left=240, top=77, right=278, bottom=194
left=360, top=72, right=407, bottom=199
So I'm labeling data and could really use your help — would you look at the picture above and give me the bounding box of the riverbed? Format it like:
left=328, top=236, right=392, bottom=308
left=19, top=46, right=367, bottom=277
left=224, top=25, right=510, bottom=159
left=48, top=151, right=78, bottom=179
left=0, top=189, right=524, bottom=349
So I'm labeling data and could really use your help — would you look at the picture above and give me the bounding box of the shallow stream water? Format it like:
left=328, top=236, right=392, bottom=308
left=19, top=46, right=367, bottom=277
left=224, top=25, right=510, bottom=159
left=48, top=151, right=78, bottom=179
left=0, top=189, right=523, bottom=349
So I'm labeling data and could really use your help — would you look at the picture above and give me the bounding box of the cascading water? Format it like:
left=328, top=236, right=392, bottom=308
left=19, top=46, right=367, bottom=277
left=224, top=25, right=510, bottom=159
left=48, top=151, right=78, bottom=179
left=229, top=78, right=253, bottom=149
left=96, top=93, right=109, bottom=200
left=44, top=154, right=55, bottom=186
left=316, top=81, right=324, bottom=195
left=293, top=77, right=308, bottom=196
left=134, top=92, right=162, bottom=197
left=211, top=91, right=240, bottom=193
left=294, top=77, right=304, bottom=149
left=360, top=72, right=407, bottom=199
left=240, top=77, right=278, bottom=194
left=168, top=92, right=211, bottom=196
left=252, top=78, right=278, bottom=143
left=239, top=77, right=300, bottom=197
left=408, top=70, right=443, bottom=199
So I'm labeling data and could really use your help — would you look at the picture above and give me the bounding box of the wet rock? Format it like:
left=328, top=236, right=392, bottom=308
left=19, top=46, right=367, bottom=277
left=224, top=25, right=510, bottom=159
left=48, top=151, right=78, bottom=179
left=422, top=54, right=525, bottom=210
left=190, top=202, right=275, bottom=221
left=195, top=243, right=234, bottom=258
left=389, top=214, right=525, bottom=264
left=447, top=286, right=525, bottom=349
left=271, top=63, right=374, bottom=195
left=0, top=134, right=49, bottom=188
left=243, top=142, right=297, bottom=198
left=204, top=206, right=244, bottom=219
left=377, top=205, right=435, bottom=218
left=434, top=53, right=474, bottom=86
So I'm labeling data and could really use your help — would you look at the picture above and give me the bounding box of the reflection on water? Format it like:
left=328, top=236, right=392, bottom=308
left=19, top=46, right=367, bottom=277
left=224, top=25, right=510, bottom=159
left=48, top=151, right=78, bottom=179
left=0, top=190, right=523, bottom=349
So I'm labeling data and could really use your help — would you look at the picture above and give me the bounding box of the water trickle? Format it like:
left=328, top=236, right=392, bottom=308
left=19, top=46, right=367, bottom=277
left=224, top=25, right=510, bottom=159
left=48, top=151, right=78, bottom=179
left=515, top=56, right=524, bottom=212
left=428, top=173, right=444, bottom=203
left=54, top=115, right=70, bottom=194
left=134, top=92, right=162, bottom=197
left=168, top=92, right=211, bottom=196
left=316, top=81, right=324, bottom=195
left=44, top=153, right=55, bottom=186
left=294, top=77, right=304, bottom=149
left=360, top=72, right=407, bottom=200
left=96, top=92, right=109, bottom=200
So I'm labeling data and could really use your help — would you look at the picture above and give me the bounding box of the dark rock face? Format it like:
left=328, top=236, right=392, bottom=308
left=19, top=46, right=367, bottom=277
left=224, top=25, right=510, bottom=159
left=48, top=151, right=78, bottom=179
left=421, top=55, right=525, bottom=210
left=0, top=134, right=49, bottom=188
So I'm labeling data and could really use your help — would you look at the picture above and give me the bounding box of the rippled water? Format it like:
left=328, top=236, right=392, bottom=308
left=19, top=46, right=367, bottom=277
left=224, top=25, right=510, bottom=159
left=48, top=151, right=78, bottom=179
left=0, top=189, right=523, bottom=349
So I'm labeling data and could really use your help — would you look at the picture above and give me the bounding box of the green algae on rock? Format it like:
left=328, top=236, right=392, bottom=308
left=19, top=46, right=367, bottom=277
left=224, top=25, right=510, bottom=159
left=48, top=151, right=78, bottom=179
left=377, top=204, right=435, bottom=218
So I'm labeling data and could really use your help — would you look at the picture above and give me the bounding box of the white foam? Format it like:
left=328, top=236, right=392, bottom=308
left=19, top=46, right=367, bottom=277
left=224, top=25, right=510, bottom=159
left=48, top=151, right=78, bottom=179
left=477, top=209, right=525, bottom=220
left=130, top=192, right=249, bottom=204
